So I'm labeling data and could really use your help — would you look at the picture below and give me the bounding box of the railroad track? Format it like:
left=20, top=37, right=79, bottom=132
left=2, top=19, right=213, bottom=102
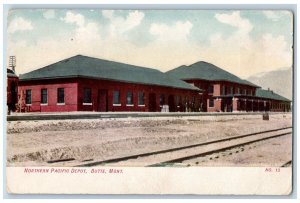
left=48, top=126, right=292, bottom=167
left=281, top=160, right=292, bottom=167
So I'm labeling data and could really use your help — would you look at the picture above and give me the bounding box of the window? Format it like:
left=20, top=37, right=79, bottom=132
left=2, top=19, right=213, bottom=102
left=243, top=89, right=247, bottom=95
left=113, top=91, right=120, bottom=104
left=225, top=86, right=229, bottom=95
left=222, top=86, right=226, bottom=95
left=25, top=89, right=32, bottom=104
left=160, top=94, right=165, bottom=106
left=41, top=89, right=47, bottom=104
left=230, top=87, right=233, bottom=95
left=83, top=88, right=92, bottom=103
left=209, top=98, right=214, bottom=107
left=138, top=92, right=145, bottom=105
left=237, top=88, right=240, bottom=94
left=208, top=85, right=214, bottom=94
left=57, top=88, right=65, bottom=103
left=126, top=91, right=133, bottom=105
left=192, top=96, right=195, bottom=104
left=176, top=95, right=181, bottom=106
left=186, top=97, right=190, bottom=105
left=184, top=96, right=188, bottom=105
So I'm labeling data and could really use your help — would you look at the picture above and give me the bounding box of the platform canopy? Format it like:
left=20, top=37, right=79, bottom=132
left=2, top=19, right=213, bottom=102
left=212, top=89, right=291, bottom=103
left=255, top=88, right=291, bottom=102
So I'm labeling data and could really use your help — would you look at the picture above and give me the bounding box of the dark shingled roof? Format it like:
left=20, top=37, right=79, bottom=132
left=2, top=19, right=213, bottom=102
left=20, top=55, right=199, bottom=91
left=255, top=88, right=291, bottom=102
left=166, top=61, right=259, bottom=87
left=7, top=69, right=18, bottom=78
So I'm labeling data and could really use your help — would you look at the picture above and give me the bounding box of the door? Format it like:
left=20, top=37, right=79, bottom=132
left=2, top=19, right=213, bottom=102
left=168, top=95, right=175, bottom=112
left=9, top=81, right=17, bottom=112
left=98, top=89, right=108, bottom=112
left=149, top=93, right=156, bottom=112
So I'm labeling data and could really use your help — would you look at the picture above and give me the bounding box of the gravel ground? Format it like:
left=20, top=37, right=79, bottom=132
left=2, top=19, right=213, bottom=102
left=180, top=134, right=292, bottom=167
left=102, top=128, right=292, bottom=167
left=6, top=113, right=292, bottom=166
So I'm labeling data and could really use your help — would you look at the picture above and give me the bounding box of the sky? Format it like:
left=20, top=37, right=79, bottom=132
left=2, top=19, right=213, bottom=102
left=6, top=9, right=293, bottom=78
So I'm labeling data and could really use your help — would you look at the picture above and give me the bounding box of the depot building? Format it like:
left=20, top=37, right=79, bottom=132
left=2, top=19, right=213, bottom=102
left=166, top=61, right=291, bottom=112
left=16, top=54, right=291, bottom=113
left=17, top=55, right=201, bottom=112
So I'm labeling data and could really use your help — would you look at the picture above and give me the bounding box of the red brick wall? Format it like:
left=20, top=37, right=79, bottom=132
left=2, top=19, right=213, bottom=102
left=18, top=79, right=78, bottom=112
left=213, top=84, right=221, bottom=96
left=207, top=98, right=222, bottom=112
left=218, top=81, right=256, bottom=96
left=270, top=100, right=291, bottom=112
left=18, top=77, right=291, bottom=113
left=77, top=78, right=200, bottom=112
left=7, top=76, right=19, bottom=105
left=18, top=77, right=200, bottom=112
left=184, top=79, right=258, bottom=112
left=232, top=98, right=238, bottom=112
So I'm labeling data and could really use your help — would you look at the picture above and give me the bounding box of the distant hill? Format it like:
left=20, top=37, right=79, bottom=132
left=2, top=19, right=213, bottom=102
left=247, top=67, right=293, bottom=100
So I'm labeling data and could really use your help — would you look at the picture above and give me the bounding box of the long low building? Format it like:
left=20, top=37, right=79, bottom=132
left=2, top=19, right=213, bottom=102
left=255, top=88, right=291, bottom=112
left=14, top=54, right=291, bottom=113
left=17, top=55, right=201, bottom=112
left=166, top=61, right=291, bottom=112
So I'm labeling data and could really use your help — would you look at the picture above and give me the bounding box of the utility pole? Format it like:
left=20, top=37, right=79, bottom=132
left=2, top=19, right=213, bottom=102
left=9, top=56, right=16, bottom=73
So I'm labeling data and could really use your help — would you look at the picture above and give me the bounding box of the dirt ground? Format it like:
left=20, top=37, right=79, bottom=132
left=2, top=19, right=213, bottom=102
left=180, top=134, right=292, bottom=167
left=6, top=113, right=292, bottom=167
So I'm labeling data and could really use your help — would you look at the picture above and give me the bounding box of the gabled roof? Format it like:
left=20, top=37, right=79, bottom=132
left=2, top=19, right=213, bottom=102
left=255, top=88, right=291, bottom=102
left=166, top=61, right=259, bottom=87
left=20, top=55, right=199, bottom=91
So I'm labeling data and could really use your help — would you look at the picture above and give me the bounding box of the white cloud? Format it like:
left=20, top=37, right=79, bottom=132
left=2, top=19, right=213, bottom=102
left=9, top=12, right=102, bottom=73
left=8, top=10, right=293, bottom=79
left=102, top=10, right=114, bottom=19
left=258, top=33, right=291, bottom=67
left=125, top=11, right=145, bottom=30
left=263, top=11, right=280, bottom=21
left=60, top=11, right=101, bottom=44
left=61, top=11, right=85, bottom=27
left=43, top=10, right=55, bottom=19
left=8, top=17, right=33, bottom=34
left=263, top=11, right=290, bottom=21
left=261, top=33, right=287, bottom=52
left=73, top=22, right=101, bottom=44
left=201, top=11, right=293, bottom=77
left=204, top=31, right=292, bottom=77
left=212, top=11, right=254, bottom=49
left=149, top=21, right=193, bottom=41
left=215, top=11, right=253, bottom=35
left=102, top=10, right=144, bottom=36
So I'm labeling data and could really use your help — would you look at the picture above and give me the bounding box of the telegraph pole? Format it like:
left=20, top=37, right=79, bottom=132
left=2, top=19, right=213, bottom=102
left=9, top=56, right=16, bottom=73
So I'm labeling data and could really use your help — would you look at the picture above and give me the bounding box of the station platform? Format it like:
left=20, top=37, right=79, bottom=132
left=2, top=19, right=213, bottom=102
left=6, top=111, right=291, bottom=121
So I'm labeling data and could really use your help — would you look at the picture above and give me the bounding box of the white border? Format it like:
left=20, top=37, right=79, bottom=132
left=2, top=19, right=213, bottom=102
left=1, top=2, right=299, bottom=202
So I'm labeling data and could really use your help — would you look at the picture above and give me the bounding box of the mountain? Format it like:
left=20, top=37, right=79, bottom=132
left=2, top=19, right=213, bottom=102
left=246, top=67, right=293, bottom=100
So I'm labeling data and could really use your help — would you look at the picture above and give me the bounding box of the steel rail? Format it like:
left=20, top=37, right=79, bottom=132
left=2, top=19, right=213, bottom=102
left=73, top=126, right=292, bottom=167
left=149, top=132, right=291, bottom=166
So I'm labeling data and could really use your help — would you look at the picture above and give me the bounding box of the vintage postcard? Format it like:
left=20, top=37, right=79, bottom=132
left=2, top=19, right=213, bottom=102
left=5, top=8, right=293, bottom=195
